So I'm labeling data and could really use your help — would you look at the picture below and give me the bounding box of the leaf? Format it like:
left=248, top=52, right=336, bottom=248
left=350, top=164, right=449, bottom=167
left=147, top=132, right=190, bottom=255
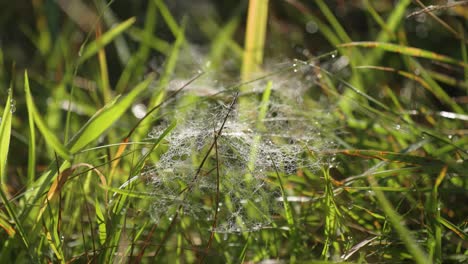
left=0, top=88, right=12, bottom=185
left=67, top=74, right=155, bottom=153
left=0, top=87, right=31, bottom=251
left=95, top=197, right=107, bottom=245
left=25, top=73, right=36, bottom=184
left=78, top=17, right=136, bottom=63
left=0, top=212, right=15, bottom=237
left=340, top=41, right=468, bottom=68
left=24, top=71, right=72, bottom=160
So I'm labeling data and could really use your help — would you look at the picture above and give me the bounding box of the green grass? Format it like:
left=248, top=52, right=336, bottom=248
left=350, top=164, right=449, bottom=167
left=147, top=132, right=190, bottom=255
left=0, top=0, right=467, bottom=263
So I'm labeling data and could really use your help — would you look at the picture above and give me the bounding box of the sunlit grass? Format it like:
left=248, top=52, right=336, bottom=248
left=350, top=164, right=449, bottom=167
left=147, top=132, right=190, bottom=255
left=0, top=0, right=467, bottom=263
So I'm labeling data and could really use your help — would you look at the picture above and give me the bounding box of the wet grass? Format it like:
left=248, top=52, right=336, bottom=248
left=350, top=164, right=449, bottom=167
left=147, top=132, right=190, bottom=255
left=0, top=0, right=467, bottom=263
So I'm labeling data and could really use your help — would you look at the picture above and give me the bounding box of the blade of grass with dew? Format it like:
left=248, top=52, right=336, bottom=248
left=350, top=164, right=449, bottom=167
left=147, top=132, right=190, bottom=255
left=24, top=71, right=72, bottom=160
left=25, top=73, right=36, bottom=185
left=0, top=88, right=31, bottom=254
left=78, top=17, right=136, bottom=63
left=66, top=74, right=155, bottom=153
left=340, top=41, right=468, bottom=68
left=0, top=89, right=12, bottom=188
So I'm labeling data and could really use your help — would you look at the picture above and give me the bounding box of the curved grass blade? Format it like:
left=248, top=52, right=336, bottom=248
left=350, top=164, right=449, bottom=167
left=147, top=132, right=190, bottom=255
left=25, top=74, right=36, bottom=185
left=438, top=217, right=468, bottom=240
left=0, top=89, right=12, bottom=187
left=67, top=74, right=155, bottom=153
left=78, top=17, right=136, bottom=63
left=340, top=41, right=468, bottom=68
left=0, top=213, right=15, bottom=237
left=0, top=88, right=31, bottom=252
left=24, top=71, right=72, bottom=160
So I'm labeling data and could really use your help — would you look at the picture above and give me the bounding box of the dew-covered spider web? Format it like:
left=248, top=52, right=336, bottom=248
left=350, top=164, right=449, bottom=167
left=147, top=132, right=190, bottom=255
left=141, top=52, right=338, bottom=233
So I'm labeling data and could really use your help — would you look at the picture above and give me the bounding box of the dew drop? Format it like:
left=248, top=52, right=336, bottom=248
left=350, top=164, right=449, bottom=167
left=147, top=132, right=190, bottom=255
left=131, top=103, right=147, bottom=119
left=10, top=104, right=16, bottom=113
left=305, top=21, right=318, bottom=34
left=395, top=124, right=401, bottom=130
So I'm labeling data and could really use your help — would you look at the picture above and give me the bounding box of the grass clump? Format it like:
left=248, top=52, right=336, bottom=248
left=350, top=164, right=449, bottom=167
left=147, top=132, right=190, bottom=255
left=0, top=0, right=467, bottom=263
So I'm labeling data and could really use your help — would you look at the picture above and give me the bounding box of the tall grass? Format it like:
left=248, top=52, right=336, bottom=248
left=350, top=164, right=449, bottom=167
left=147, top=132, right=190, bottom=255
left=0, top=0, right=467, bottom=263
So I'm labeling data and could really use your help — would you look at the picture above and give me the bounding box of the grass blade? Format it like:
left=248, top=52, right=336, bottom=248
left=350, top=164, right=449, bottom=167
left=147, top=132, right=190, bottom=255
left=78, top=17, right=136, bottom=63
left=67, top=74, right=155, bottom=153
left=24, top=73, right=36, bottom=185
left=24, top=71, right=71, bottom=160
left=340, top=41, right=468, bottom=68
left=0, top=88, right=12, bottom=188
left=241, top=0, right=269, bottom=81
left=0, top=87, right=31, bottom=252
